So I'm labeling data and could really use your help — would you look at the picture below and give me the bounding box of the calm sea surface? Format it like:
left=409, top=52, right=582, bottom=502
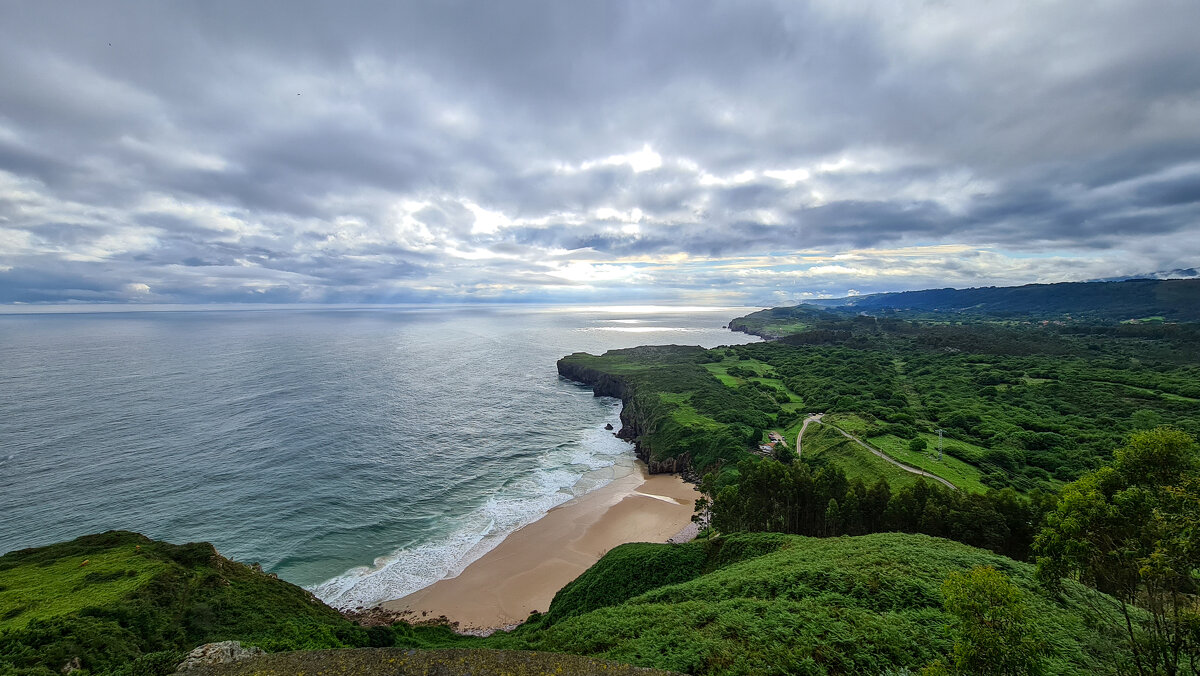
left=0, top=305, right=758, bottom=608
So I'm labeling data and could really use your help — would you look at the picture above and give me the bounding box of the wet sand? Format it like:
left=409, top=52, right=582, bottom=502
left=380, top=463, right=700, bottom=630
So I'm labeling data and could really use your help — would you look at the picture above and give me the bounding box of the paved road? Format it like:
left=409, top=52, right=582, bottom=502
left=795, top=413, right=824, bottom=456
left=798, top=413, right=957, bottom=490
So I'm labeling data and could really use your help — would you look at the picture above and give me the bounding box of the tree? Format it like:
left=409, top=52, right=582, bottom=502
left=774, top=444, right=798, bottom=464
left=824, top=498, right=841, bottom=536
left=909, top=438, right=929, bottom=454
left=927, top=566, right=1044, bottom=675
left=1034, top=427, right=1200, bottom=676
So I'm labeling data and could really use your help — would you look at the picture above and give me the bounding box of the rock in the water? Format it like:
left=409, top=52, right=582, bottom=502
left=176, top=642, right=266, bottom=672
left=605, top=423, right=614, bottom=430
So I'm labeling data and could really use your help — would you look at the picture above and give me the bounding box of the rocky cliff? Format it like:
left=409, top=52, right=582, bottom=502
left=556, top=355, right=689, bottom=475
left=555, top=355, right=631, bottom=400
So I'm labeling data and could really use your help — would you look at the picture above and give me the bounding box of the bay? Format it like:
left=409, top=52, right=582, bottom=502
left=0, top=305, right=758, bottom=608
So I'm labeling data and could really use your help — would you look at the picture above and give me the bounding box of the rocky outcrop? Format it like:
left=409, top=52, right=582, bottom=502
left=176, top=642, right=266, bottom=672
left=613, top=401, right=686, bottom=473
left=558, top=355, right=691, bottom=476
left=727, top=321, right=779, bottom=341
left=556, top=356, right=631, bottom=400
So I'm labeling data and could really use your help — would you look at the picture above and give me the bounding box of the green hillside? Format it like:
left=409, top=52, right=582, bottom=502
left=488, top=532, right=1130, bottom=675
left=0, top=531, right=382, bottom=675
left=0, top=530, right=1134, bottom=675
left=803, top=278, right=1200, bottom=322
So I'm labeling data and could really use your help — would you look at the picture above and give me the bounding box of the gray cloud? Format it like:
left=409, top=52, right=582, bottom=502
left=1, top=0, right=1198, bottom=306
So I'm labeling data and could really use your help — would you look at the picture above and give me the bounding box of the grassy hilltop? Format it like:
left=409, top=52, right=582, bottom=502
left=0, top=531, right=360, bottom=675
left=0, top=530, right=1136, bottom=675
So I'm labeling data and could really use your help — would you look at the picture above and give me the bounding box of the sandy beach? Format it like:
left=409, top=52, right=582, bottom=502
left=380, top=462, right=700, bottom=630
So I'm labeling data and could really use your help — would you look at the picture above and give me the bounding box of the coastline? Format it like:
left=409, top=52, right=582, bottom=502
left=379, top=461, right=700, bottom=631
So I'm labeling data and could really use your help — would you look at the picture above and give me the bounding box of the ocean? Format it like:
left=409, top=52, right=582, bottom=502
left=0, top=305, right=758, bottom=609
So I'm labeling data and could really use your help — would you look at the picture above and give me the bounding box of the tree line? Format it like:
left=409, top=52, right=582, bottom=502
left=701, top=427, right=1200, bottom=674
left=700, top=456, right=1053, bottom=561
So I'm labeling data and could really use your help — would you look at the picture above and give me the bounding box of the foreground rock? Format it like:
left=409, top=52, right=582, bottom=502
left=176, top=648, right=681, bottom=675
left=176, top=642, right=266, bottom=672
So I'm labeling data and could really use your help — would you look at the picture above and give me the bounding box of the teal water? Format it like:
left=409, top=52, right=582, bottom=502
left=0, top=305, right=757, bottom=608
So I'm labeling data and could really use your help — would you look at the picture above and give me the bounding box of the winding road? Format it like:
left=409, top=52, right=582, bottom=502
left=796, top=414, right=957, bottom=490
left=795, top=413, right=824, bottom=457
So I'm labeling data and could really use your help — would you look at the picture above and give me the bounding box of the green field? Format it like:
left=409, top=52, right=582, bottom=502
left=865, top=433, right=989, bottom=493
left=798, top=423, right=923, bottom=489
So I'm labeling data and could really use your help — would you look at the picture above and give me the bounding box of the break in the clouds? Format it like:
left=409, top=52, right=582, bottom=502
left=1, top=1, right=1198, bottom=306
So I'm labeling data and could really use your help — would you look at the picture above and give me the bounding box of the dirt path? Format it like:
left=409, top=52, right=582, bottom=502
left=799, top=413, right=957, bottom=490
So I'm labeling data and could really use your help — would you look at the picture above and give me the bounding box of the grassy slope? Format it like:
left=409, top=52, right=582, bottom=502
left=822, top=413, right=989, bottom=492
left=488, top=532, right=1130, bottom=675
left=0, top=547, right=170, bottom=632
left=0, top=529, right=1133, bottom=675
left=797, top=423, right=921, bottom=489
left=0, top=531, right=364, bottom=675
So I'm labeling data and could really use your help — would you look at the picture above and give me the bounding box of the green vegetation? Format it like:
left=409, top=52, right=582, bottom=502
left=488, top=532, right=1129, bottom=675
left=728, top=304, right=830, bottom=338
left=559, top=307, right=1200, bottom=567
left=928, top=566, right=1046, bottom=675
left=169, top=648, right=681, bottom=676
left=553, top=299, right=1200, bottom=674
left=705, top=454, right=1047, bottom=561
left=567, top=307, right=1200, bottom=492
left=0, top=531, right=379, bottom=675
left=1035, top=428, right=1200, bottom=675
left=797, top=423, right=923, bottom=489
left=3, top=530, right=1133, bottom=675
left=0, top=547, right=170, bottom=633
left=803, top=278, right=1200, bottom=323
left=853, top=428, right=989, bottom=493
left=559, top=346, right=780, bottom=473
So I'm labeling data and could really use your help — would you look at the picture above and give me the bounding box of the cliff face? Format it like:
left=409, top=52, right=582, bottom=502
left=555, top=356, right=630, bottom=400
left=556, top=356, right=689, bottom=475
left=726, top=320, right=778, bottom=341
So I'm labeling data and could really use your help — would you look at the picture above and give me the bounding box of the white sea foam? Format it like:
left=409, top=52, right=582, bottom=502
left=310, top=399, right=634, bottom=610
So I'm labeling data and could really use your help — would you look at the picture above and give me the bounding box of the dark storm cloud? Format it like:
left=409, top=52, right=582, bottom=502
left=0, top=0, right=1198, bottom=305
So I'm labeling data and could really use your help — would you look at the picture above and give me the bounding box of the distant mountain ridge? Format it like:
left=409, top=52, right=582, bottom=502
left=803, top=278, right=1200, bottom=321
left=1089, top=267, right=1199, bottom=282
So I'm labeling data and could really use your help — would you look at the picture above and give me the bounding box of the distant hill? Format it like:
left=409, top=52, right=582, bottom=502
left=805, top=278, right=1200, bottom=321
left=1090, top=267, right=1199, bottom=282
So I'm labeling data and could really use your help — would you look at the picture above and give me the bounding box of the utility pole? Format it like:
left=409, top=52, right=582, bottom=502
left=936, top=429, right=944, bottom=461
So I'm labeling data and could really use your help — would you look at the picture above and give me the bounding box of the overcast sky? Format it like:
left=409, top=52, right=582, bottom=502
left=1, top=1, right=1198, bottom=306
